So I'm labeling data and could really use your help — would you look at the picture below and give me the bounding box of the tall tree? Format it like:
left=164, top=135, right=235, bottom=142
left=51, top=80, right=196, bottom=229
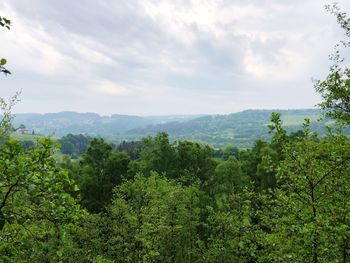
left=75, top=173, right=203, bottom=262
left=315, top=3, right=350, bottom=123
left=265, top=117, right=350, bottom=262
left=76, top=138, right=130, bottom=213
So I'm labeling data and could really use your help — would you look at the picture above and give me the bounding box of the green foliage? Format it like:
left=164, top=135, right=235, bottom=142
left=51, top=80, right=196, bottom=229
left=205, top=189, right=268, bottom=262
left=315, top=3, right=350, bottom=124
left=116, top=140, right=141, bottom=160
left=214, top=156, right=247, bottom=196
left=0, top=57, right=83, bottom=260
left=0, top=92, right=20, bottom=140
left=3, top=120, right=350, bottom=261
left=0, top=58, right=10, bottom=75
left=59, top=133, right=92, bottom=158
left=176, top=140, right=216, bottom=186
left=1, top=16, right=11, bottom=75
left=265, top=124, right=350, bottom=262
left=131, top=132, right=216, bottom=187
left=0, top=137, right=84, bottom=261
left=74, top=138, right=130, bottom=213
left=136, top=132, right=177, bottom=178
left=72, top=173, right=203, bottom=262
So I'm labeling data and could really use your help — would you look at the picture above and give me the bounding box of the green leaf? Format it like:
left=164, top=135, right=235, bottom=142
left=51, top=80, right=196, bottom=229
left=74, top=184, right=80, bottom=191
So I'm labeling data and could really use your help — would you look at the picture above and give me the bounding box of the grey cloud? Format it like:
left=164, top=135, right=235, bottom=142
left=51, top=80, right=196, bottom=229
left=1, top=0, right=350, bottom=115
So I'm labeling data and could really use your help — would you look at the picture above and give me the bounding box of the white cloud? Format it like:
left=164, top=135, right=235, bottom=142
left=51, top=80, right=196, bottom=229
left=244, top=48, right=308, bottom=80
left=94, top=80, right=130, bottom=95
left=1, top=0, right=350, bottom=115
left=70, top=38, right=114, bottom=66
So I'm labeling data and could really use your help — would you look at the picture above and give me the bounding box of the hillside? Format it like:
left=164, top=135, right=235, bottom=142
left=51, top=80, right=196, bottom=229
left=123, top=109, right=326, bottom=148
left=12, top=112, right=203, bottom=137
left=12, top=109, right=335, bottom=148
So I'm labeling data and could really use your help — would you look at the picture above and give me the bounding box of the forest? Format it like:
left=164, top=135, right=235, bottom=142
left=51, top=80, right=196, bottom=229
left=2, top=3, right=350, bottom=263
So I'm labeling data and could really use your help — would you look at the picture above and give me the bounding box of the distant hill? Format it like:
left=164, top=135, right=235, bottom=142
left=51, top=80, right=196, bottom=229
left=12, top=111, right=204, bottom=137
left=124, top=109, right=326, bottom=148
left=13, top=109, right=342, bottom=148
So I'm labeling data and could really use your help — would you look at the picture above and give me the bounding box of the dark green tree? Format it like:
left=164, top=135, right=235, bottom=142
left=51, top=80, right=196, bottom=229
left=175, top=140, right=216, bottom=186
left=135, top=132, right=177, bottom=178
left=79, top=172, right=203, bottom=262
left=60, top=133, right=92, bottom=158
left=213, top=156, right=248, bottom=200
left=76, top=138, right=130, bottom=212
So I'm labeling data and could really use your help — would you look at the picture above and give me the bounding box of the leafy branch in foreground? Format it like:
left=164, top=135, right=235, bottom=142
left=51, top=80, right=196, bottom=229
left=0, top=58, right=10, bottom=76
left=0, top=16, right=11, bottom=29
left=315, top=3, right=350, bottom=124
left=0, top=16, right=11, bottom=75
left=0, top=91, right=20, bottom=140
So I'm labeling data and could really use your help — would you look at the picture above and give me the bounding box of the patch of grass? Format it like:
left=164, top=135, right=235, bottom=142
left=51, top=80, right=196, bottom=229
left=282, top=114, right=320, bottom=126
left=10, top=132, right=44, bottom=141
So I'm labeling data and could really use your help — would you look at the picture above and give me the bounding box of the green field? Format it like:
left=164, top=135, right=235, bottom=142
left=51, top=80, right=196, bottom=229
left=281, top=114, right=320, bottom=126
left=10, top=132, right=44, bottom=141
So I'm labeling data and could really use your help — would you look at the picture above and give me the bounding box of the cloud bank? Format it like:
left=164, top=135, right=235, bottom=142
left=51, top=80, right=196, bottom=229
left=1, top=0, right=350, bottom=115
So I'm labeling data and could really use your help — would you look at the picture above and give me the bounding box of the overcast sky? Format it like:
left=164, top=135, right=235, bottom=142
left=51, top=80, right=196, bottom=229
left=1, top=0, right=350, bottom=115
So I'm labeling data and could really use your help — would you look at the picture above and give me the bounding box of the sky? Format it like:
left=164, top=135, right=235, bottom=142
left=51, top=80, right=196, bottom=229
left=1, top=0, right=350, bottom=116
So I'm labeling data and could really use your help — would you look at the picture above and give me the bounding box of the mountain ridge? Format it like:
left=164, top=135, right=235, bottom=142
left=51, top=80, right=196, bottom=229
left=12, top=109, right=330, bottom=148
